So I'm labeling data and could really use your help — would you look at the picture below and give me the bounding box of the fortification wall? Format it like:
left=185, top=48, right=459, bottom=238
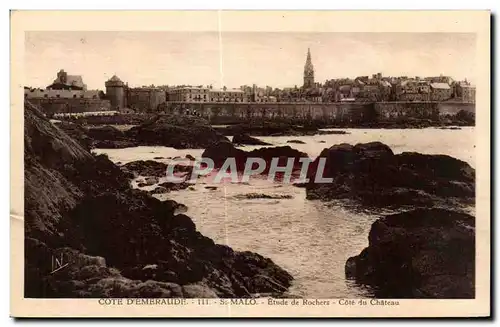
left=161, top=102, right=373, bottom=123
left=28, top=98, right=111, bottom=115
left=160, top=101, right=475, bottom=124
left=24, top=88, right=100, bottom=99
left=437, top=102, right=475, bottom=115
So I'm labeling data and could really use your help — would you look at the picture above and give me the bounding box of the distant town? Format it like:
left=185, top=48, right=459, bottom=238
left=24, top=48, right=475, bottom=115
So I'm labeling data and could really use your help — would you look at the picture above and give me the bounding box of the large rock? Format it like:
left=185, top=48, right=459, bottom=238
left=24, top=100, right=293, bottom=298
left=126, top=115, right=228, bottom=149
left=232, top=133, right=271, bottom=146
left=121, top=160, right=194, bottom=181
left=53, top=122, right=139, bottom=149
left=202, top=140, right=309, bottom=172
left=305, top=141, right=475, bottom=208
left=87, top=125, right=139, bottom=149
left=345, top=208, right=475, bottom=298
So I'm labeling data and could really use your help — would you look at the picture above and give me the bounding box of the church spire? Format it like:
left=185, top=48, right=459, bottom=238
left=303, top=47, right=315, bottom=88
left=306, top=48, right=312, bottom=65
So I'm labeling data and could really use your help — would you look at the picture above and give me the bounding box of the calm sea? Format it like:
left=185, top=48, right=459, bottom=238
left=94, top=127, right=475, bottom=298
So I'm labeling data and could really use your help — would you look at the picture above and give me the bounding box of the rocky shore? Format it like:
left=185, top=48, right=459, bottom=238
left=202, top=140, right=309, bottom=172
left=56, top=115, right=229, bottom=150
left=303, top=141, right=475, bottom=209
left=232, top=133, right=271, bottom=146
left=44, top=107, right=476, bottom=299
left=212, top=121, right=348, bottom=137
left=345, top=208, right=475, bottom=298
left=25, top=101, right=293, bottom=298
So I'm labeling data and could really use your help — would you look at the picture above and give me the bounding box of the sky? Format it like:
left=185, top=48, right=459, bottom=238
left=24, top=31, right=477, bottom=90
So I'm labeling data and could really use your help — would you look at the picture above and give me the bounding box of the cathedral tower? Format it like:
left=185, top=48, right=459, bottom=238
left=303, top=48, right=315, bottom=88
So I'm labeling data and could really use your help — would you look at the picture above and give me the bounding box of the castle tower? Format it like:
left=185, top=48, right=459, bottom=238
left=57, top=69, right=68, bottom=84
left=303, top=48, right=315, bottom=88
left=105, top=75, right=126, bottom=110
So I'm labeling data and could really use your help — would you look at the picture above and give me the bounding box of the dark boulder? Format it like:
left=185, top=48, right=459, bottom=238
left=345, top=208, right=475, bottom=298
left=122, top=160, right=168, bottom=178
left=287, top=139, right=306, bottom=144
left=53, top=121, right=93, bottom=150
left=232, top=133, right=271, bottom=146
left=305, top=142, right=475, bottom=208
left=93, top=139, right=139, bottom=149
left=216, top=121, right=320, bottom=137
left=86, top=125, right=125, bottom=141
left=126, top=115, right=228, bottom=149
left=202, top=140, right=309, bottom=173
left=24, top=100, right=293, bottom=298
left=157, top=181, right=191, bottom=192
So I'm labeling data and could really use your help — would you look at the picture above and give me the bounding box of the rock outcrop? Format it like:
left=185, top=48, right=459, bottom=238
left=232, top=133, right=271, bottom=146
left=56, top=115, right=228, bottom=149
left=24, top=101, right=293, bottom=298
left=202, top=140, right=309, bottom=172
left=126, top=115, right=228, bottom=149
left=213, top=121, right=346, bottom=137
left=305, top=142, right=475, bottom=208
left=345, top=208, right=475, bottom=298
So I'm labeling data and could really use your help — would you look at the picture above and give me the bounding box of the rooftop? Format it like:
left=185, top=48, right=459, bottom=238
left=430, top=82, right=451, bottom=90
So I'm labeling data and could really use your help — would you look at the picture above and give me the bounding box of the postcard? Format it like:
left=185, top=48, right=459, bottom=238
left=11, top=10, right=490, bottom=318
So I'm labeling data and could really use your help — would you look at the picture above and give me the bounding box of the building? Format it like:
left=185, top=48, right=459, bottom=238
left=105, top=75, right=169, bottom=112
left=396, top=80, right=431, bottom=101
left=209, top=87, right=245, bottom=102
left=105, top=75, right=126, bottom=110
left=167, top=86, right=246, bottom=103
left=48, top=69, right=87, bottom=90
left=127, top=87, right=167, bottom=112
left=25, top=69, right=110, bottom=114
left=168, top=87, right=210, bottom=102
left=303, top=48, right=315, bottom=89
left=25, top=69, right=101, bottom=100
left=455, top=81, right=476, bottom=103
left=430, top=82, right=452, bottom=101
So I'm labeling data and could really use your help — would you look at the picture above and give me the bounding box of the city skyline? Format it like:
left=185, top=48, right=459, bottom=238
left=25, top=31, right=477, bottom=90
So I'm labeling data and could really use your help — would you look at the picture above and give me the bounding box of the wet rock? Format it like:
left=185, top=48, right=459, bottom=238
left=439, top=126, right=462, bottom=130
left=232, top=133, right=271, bottom=146
left=287, top=139, right=306, bottom=144
left=86, top=125, right=125, bottom=141
left=182, top=283, right=219, bottom=298
left=157, top=181, right=191, bottom=192
left=53, top=121, right=93, bottom=150
left=93, top=139, right=138, bottom=149
left=202, top=140, right=309, bottom=172
left=318, top=130, right=349, bottom=135
left=345, top=208, right=475, bottom=298
left=305, top=141, right=475, bottom=208
left=233, top=193, right=293, bottom=200
left=122, top=160, right=168, bottom=178
left=150, top=186, right=168, bottom=194
left=144, top=176, right=159, bottom=186
left=24, top=100, right=293, bottom=298
left=87, top=125, right=139, bottom=149
left=126, top=115, right=228, bottom=149
left=215, top=121, right=329, bottom=137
